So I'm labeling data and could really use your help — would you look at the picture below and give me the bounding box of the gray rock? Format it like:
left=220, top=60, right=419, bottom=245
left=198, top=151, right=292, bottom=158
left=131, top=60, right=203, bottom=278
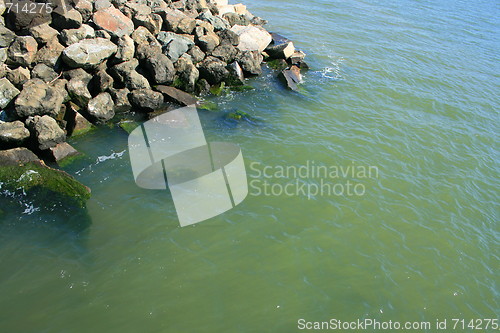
left=67, top=78, right=92, bottom=108
left=0, top=78, right=21, bottom=108
left=237, top=50, right=263, bottom=75
left=230, top=24, right=272, bottom=53
left=0, top=25, right=16, bottom=48
left=131, top=27, right=161, bottom=48
left=86, top=92, right=115, bottom=123
left=198, top=56, right=230, bottom=85
left=197, top=11, right=229, bottom=31
left=217, top=29, right=239, bottom=46
left=226, top=61, right=245, bottom=85
left=35, top=38, right=65, bottom=67
left=197, top=32, right=220, bottom=53
left=187, top=45, right=206, bottom=64
left=278, top=65, right=302, bottom=91
left=25, top=115, right=66, bottom=150
left=90, top=70, right=114, bottom=94
left=62, top=38, right=117, bottom=69
left=109, top=88, right=131, bottom=112
left=129, top=89, right=164, bottom=112
left=157, top=31, right=194, bottom=62
left=29, top=24, right=59, bottom=44
left=74, top=0, right=93, bottom=22
left=93, top=7, right=135, bottom=38
left=125, top=2, right=151, bottom=16
left=155, top=85, right=197, bottom=106
left=65, top=102, right=93, bottom=136
left=134, top=13, right=163, bottom=35
left=163, top=9, right=196, bottom=34
left=7, top=36, right=38, bottom=67
left=14, top=79, right=65, bottom=118
left=174, top=56, right=199, bottom=92
left=115, top=35, right=135, bottom=62
left=95, top=30, right=112, bottom=39
left=59, top=25, right=96, bottom=46
left=6, top=67, right=31, bottom=88
left=0, top=147, right=39, bottom=166
left=31, top=63, right=59, bottom=82
left=0, top=121, right=30, bottom=148
left=0, top=48, right=7, bottom=63
left=52, top=8, right=83, bottom=30
left=110, top=59, right=151, bottom=90
left=142, top=51, right=175, bottom=85
left=212, top=44, right=238, bottom=63
left=94, top=0, right=113, bottom=11
left=223, top=13, right=251, bottom=27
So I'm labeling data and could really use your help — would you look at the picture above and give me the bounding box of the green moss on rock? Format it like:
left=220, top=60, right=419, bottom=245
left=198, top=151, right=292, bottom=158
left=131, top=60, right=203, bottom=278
left=198, top=101, right=219, bottom=112
left=119, top=120, right=140, bottom=134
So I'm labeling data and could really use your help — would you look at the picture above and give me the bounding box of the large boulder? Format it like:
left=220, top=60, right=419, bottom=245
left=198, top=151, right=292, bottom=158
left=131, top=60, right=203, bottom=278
left=212, top=44, right=238, bottom=63
left=31, top=63, right=59, bottom=82
left=35, top=38, right=65, bottom=68
left=62, top=38, right=117, bottom=69
left=163, top=9, right=196, bottom=34
left=197, top=11, right=229, bottom=31
left=29, top=23, right=59, bottom=44
left=226, top=61, right=245, bottom=86
left=174, top=56, right=199, bottom=93
left=7, top=36, right=38, bottom=67
left=65, top=102, right=93, bottom=137
left=48, top=142, right=80, bottom=164
left=157, top=31, right=194, bottom=62
left=129, top=89, right=164, bottom=112
left=230, top=25, right=272, bottom=53
left=66, top=69, right=93, bottom=108
left=59, top=25, right=96, bottom=46
left=0, top=78, right=20, bottom=109
left=25, top=115, right=66, bottom=150
left=0, top=121, right=30, bottom=149
left=14, top=79, right=65, bottom=118
left=86, top=92, right=115, bottom=123
left=110, top=59, right=150, bottom=90
left=198, top=56, right=230, bottom=85
left=115, top=35, right=135, bottom=62
left=142, top=51, right=176, bottom=85
left=196, top=32, right=220, bottom=53
left=155, top=85, right=197, bottom=106
left=279, top=65, right=302, bottom=91
left=93, top=7, right=135, bottom=38
left=266, top=41, right=295, bottom=60
left=237, top=50, right=263, bottom=75
left=52, top=8, right=83, bottom=30
left=0, top=147, right=38, bottom=166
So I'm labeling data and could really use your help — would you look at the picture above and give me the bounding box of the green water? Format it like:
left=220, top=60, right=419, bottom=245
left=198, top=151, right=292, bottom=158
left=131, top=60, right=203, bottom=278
left=1, top=0, right=498, bottom=332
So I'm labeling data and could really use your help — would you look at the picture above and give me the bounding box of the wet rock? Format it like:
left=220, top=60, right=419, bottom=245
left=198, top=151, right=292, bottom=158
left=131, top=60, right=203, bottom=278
left=212, top=44, right=238, bottom=63
left=230, top=24, right=272, bottom=53
left=29, top=23, right=59, bottom=44
left=31, top=63, right=59, bottom=82
left=279, top=65, right=302, bottom=91
left=48, top=142, right=80, bottom=164
left=0, top=147, right=38, bottom=166
left=35, top=38, right=65, bottom=67
left=93, top=7, right=135, bottom=38
left=62, top=38, right=117, bottom=69
left=65, top=102, right=93, bottom=136
left=237, top=50, right=263, bottom=75
left=26, top=115, right=66, bottom=150
left=86, top=92, right=115, bottom=123
left=226, top=61, right=245, bottom=85
left=115, top=35, right=135, bottom=62
left=52, top=8, right=83, bottom=30
left=7, top=36, right=38, bottom=67
left=5, top=67, right=31, bottom=88
left=198, top=56, right=230, bottom=84
left=266, top=58, right=288, bottom=70
left=290, top=50, right=306, bottom=64
left=157, top=31, right=195, bottom=62
left=110, top=59, right=150, bottom=90
left=156, top=85, right=197, bottom=106
left=14, top=79, right=65, bottom=118
left=129, top=89, right=164, bottom=112
left=59, top=25, right=96, bottom=46
left=195, top=78, right=211, bottom=95
left=0, top=120, right=30, bottom=148
left=109, top=88, right=131, bottom=112
left=0, top=77, right=21, bottom=108
left=0, top=25, right=16, bottom=48
left=266, top=41, right=295, bottom=60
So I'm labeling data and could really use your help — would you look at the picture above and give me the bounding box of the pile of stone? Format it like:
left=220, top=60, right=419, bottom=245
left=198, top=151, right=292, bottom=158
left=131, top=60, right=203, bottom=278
left=0, top=0, right=306, bottom=178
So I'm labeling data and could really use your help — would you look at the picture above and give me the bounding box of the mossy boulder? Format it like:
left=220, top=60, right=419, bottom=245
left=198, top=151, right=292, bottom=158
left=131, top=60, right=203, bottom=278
left=0, top=159, right=91, bottom=208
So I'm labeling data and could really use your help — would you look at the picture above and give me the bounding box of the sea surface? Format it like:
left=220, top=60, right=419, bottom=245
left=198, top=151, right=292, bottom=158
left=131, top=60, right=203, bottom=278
left=0, top=0, right=498, bottom=332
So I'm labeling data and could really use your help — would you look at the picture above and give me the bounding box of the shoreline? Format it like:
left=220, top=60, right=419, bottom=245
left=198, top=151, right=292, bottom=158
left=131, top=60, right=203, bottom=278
left=0, top=0, right=308, bottom=208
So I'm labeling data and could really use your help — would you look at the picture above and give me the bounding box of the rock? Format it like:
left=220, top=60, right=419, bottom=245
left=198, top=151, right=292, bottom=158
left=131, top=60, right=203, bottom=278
left=90, top=70, right=114, bottom=94
left=223, top=13, right=251, bottom=27
left=31, top=63, right=59, bottom=82
left=109, top=88, right=131, bottom=112
left=93, top=7, right=135, bottom=38
left=230, top=25, right=272, bottom=53
left=142, top=52, right=175, bottom=85
left=14, top=79, right=65, bottom=118
left=0, top=158, right=91, bottom=208
left=237, top=50, right=263, bottom=75
left=74, top=0, right=93, bottom=22
left=187, top=45, right=205, bottom=64
left=129, top=89, right=164, bottom=112
left=48, top=142, right=80, bottom=164
left=197, top=32, right=220, bottom=53
left=65, top=102, right=93, bottom=136
left=134, top=13, right=163, bottom=35
left=59, top=25, right=96, bottom=46
left=125, top=2, right=151, bottom=16
left=4, top=6, right=52, bottom=31
left=0, top=48, right=7, bottom=63
left=174, top=56, right=199, bottom=92
left=52, top=79, right=70, bottom=103
left=29, top=24, right=59, bottom=44
left=7, top=36, right=38, bottom=67
left=279, top=65, right=302, bottom=91
left=115, top=35, right=135, bottom=62
left=5, top=67, right=31, bottom=88
left=198, top=56, right=230, bottom=85
left=52, top=8, right=83, bottom=30
left=195, top=78, right=211, bottom=95
left=95, top=30, right=112, bottom=39
left=197, top=11, right=229, bottom=31
left=62, top=38, right=117, bottom=69
left=0, top=78, right=21, bottom=108
left=212, top=44, right=238, bottom=63
left=131, top=27, right=161, bottom=49
left=25, top=115, right=66, bottom=150
left=110, top=59, right=150, bottom=90
left=94, top=0, right=113, bottom=11
left=156, top=85, right=197, bottom=106
left=0, top=147, right=38, bottom=166
left=266, top=58, right=288, bottom=70
left=163, top=9, right=196, bottom=34
left=67, top=77, right=92, bottom=108
left=266, top=41, right=295, bottom=59
left=86, top=92, right=115, bottom=123
left=35, top=38, right=65, bottom=67
left=290, top=50, right=307, bottom=65
left=226, top=61, right=245, bottom=85
left=0, top=25, right=16, bottom=48
left=0, top=121, right=30, bottom=148
left=217, top=29, right=239, bottom=46
left=157, top=31, right=194, bottom=62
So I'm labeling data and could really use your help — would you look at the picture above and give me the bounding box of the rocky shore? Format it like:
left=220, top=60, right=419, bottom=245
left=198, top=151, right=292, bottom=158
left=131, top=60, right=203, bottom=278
left=0, top=0, right=307, bottom=206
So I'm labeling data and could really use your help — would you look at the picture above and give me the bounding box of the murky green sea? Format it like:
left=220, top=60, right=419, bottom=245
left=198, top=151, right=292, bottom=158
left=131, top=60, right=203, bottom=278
left=1, top=0, right=498, bottom=332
